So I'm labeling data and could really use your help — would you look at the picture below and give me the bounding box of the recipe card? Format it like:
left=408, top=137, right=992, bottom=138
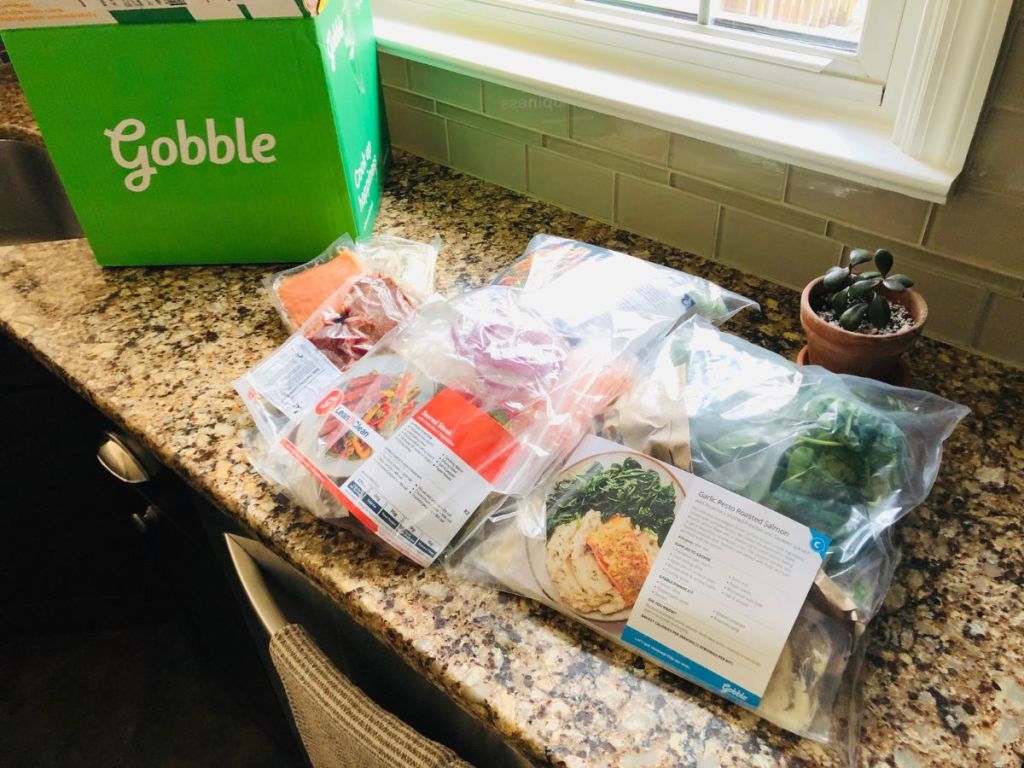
left=621, top=461, right=829, bottom=707
left=548, top=435, right=829, bottom=708
left=338, top=388, right=517, bottom=566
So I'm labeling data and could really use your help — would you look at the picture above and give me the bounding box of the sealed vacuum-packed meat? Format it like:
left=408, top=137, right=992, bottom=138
left=267, top=233, right=438, bottom=331
left=304, top=274, right=416, bottom=370
left=236, top=235, right=439, bottom=444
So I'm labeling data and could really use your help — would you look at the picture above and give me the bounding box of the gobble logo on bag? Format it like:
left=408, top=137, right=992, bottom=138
left=104, top=118, right=278, bottom=193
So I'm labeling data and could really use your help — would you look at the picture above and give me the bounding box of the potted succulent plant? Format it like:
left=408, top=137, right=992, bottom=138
left=798, top=248, right=927, bottom=384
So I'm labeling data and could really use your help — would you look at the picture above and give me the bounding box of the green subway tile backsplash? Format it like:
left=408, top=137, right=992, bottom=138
left=438, top=103, right=543, bottom=145
left=483, top=83, right=570, bottom=136
left=615, top=175, right=717, bottom=255
left=671, top=172, right=825, bottom=234
left=377, top=53, right=408, bottom=88
left=669, top=134, right=786, bottom=199
left=385, top=101, right=448, bottom=165
left=383, top=86, right=434, bottom=112
left=544, top=136, right=668, bottom=183
left=786, top=167, right=931, bottom=243
left=449, top=122, right=528, bottom=192
left=527, top=146, right=614, bottom=220
left=407, top=62, right=482, bottom=110
left=570, top=107, right=670, bottom=165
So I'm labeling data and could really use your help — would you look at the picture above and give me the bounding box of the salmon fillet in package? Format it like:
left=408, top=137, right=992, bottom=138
left=237, top=234, right=440, bottom=446
left=267, top=234, right=439, bottom=331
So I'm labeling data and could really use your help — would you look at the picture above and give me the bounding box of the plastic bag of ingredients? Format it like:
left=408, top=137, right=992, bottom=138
left=448, top=317, right=966, bottom=762
left=267, top=234, right=438, bottom=331
left=246, top=259, right=755, bottom=567
left=236, top=235, right=439, bottom=444
left=493, top=234, right=755, bottom=340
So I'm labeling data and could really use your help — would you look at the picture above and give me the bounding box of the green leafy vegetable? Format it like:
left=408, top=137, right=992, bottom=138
left=698, top=395, right=906, bottom=538
left=546, top=457, right=677, bottom=545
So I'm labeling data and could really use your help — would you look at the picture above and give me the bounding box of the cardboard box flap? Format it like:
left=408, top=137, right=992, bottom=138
left=0, top=0, right=312, bottom=30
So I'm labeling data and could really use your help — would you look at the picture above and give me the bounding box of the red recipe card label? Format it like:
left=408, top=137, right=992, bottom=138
left=412, top=388, right=518, bottom=484
left=335, top=388, right=520, bottom=566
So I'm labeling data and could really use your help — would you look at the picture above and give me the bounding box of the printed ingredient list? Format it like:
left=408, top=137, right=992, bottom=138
left=623, top=474, right=829, bottom=707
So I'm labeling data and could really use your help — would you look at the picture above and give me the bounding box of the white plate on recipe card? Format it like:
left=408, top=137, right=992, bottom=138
left=527, top=450, right=683, bottom=624
left=290, top=354, right=436, bottom=479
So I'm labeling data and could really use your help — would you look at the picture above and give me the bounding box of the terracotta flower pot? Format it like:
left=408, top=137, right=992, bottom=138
left=799, top=277, right=927, bottom=384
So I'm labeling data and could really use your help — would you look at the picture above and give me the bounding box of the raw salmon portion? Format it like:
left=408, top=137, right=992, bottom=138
left=276, top=247, right=363, bottom=327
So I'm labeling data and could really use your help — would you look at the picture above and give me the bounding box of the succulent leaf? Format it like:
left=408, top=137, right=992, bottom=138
left=849, top=248, right=873, bottom=267
left=857, top=270, right=882, bottom=280
left=830, top=287, right=849, bottom=314
left=882, top=277, right=907, bottom=292
left=849, top=277, right=882, bottom=298
left=839, top=303, right=869, bottom=331
left=868, top=292, right=891, bottom=328
left=823, top=266, right=850, bottom=291
left=888, top=273, right=914, bottom=287
left=874, top=249, right=894, bottom=275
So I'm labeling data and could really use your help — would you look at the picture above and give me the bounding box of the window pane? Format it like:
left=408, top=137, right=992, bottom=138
left=584, top=0, right=700, bottom=23
left=583, top=0, right=869, bottom=52
left=713, top=0, right=869, bottom=51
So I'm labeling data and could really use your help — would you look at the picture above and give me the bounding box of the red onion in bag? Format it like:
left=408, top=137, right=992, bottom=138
left=449, top=290, right=569, bottom=414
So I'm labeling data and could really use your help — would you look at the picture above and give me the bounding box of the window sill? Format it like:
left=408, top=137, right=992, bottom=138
left=374, top=1, right=965, bottom=203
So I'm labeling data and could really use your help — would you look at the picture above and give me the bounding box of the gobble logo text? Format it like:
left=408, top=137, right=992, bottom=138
left=104, top=117, right=277, bottom=192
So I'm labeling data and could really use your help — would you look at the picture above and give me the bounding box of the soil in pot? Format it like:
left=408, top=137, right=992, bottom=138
left=812, top=294, right=915, bottom=336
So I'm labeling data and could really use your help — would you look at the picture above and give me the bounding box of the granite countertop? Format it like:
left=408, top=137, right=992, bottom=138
left=0, top=62, right=44, bottom=147
left=1, top=67, right=1023, bottom=767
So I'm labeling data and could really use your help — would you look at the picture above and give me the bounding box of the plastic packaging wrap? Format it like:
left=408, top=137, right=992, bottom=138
left=493, top=234, right=756, bottom=340
left=245, top=245, right=756, bottom=566
left=449, top=317, right=967, bottom=761
left=247, top=286, right=639, bottom=564
left=267, top=234, right=438, bottom=331
left=303, top=273, right=418, bottom=371
left=236, top=235, right=439, bottom=444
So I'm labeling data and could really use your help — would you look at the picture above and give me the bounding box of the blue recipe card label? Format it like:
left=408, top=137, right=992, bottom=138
left=620, top=461, right=829, bottom=707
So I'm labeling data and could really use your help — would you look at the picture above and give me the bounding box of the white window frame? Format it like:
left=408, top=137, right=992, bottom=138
left=460, top=0, right=907, bottom=97
left=372, top=0, right=1013, bottom=202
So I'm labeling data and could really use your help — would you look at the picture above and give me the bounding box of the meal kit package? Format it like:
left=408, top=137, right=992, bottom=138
left=448, top=317, right=967, bottom=761
left=235, top=234, right=439, bottom=446
left=247, top=285, right=641, bottom=565
left=244, top=250, right=756, bottom=567
left=268, top=234, right=439, bottom=331
left=493, top=234, right=755, bottom=343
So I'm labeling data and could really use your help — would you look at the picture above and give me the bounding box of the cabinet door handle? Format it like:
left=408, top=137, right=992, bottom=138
left=97, top=431, right=158, bottom=484
left=224, top=534, right=288, bottom=636
left=130, top=505, right=161, bottom=534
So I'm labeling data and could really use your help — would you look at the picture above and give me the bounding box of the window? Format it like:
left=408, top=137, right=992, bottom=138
left=372, top=0, right=1014, bottom=200
left=514, top=0, right=894, bottom=85
left=588, top=1, right=868, bottom=50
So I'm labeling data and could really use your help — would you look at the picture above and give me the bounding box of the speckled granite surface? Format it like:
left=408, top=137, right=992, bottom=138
left=1, top=152, right=1022, bottom=767
left=0, top=62, right=44, bottom=147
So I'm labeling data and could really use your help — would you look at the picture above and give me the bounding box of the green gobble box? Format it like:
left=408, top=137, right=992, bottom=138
left=2, top=0, right=388, bottom=266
